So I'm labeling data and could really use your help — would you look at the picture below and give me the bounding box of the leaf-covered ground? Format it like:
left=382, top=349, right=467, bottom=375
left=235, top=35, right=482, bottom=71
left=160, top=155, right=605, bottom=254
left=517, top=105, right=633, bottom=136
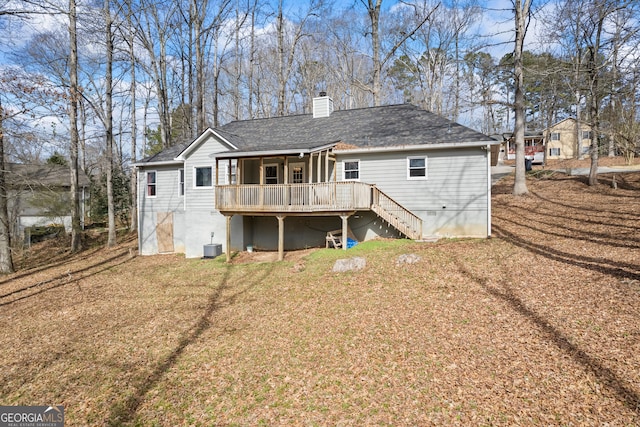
left=1, top=170, right=639, bottom=426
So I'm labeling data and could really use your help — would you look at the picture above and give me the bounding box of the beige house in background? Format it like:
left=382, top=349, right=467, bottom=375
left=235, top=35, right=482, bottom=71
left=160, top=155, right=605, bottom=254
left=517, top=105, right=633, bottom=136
left=544, top=118, right=593, bottom=160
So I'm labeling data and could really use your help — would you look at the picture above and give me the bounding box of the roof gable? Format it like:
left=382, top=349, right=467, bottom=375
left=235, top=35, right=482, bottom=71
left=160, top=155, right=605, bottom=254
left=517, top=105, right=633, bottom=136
left=175, top=128, right=238, bottom=160
left=138, top=128, right=238, bottom=164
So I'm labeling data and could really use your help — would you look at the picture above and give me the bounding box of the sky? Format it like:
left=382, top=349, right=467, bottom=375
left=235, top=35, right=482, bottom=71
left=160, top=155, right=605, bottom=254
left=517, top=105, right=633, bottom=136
left=0, top=0, right=551, bottom=161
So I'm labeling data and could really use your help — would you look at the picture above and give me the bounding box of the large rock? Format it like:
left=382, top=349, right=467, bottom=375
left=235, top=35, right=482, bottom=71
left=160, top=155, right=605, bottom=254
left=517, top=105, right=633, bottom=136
left=332, top=257, right=366, bottom=273
left=396, top=253, right=422, bottom=266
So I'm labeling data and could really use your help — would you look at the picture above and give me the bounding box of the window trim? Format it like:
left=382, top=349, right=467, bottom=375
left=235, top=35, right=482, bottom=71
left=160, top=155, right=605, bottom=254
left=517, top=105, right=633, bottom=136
left=264, top=163, right=279, bottom=185
left=342, top=159, right=360, bottom=181
left=146, top=170, right=157, bottom=198
left=194, top=166, right=213, bottom=189
left=224, top=163, right=237, bottom=185
left=178, top=168, right=185, bottom=196
left=407, top=156, right=428, bottom=180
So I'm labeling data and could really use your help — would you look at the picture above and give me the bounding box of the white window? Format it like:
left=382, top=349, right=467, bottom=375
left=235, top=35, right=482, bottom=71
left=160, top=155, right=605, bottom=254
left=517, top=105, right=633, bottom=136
left=343, top=160, right=359, bottom=181
left=194, top=166, right=213, bottom=188
left=549, top=148, right=560, bottom=156
left=146, top=171, right=157, bottom=197
left=225, top=163, right=237, bottom=184
left=178, top=169, right=184, bottom=196
left=407, top=156, right=427, bottom=180
left=582, top=130, right=592, bottom=140
left=265, top=164, right=279, bottom=184
left=551, top=132, right=560, bottom=141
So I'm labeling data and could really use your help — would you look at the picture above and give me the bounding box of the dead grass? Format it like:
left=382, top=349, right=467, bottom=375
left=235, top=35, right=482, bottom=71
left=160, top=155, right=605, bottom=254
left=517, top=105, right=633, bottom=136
left=1, top=172, right=639, bottom=426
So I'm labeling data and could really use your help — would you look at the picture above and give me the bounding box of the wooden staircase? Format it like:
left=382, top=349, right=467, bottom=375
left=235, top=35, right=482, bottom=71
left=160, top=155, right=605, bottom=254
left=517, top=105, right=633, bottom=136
left=370, top=186, right=423, bottom=240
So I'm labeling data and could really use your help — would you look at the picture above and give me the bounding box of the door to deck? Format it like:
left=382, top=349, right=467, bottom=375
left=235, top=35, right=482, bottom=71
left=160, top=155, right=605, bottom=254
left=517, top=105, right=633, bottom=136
left=288, top=162, right=307, bottom=205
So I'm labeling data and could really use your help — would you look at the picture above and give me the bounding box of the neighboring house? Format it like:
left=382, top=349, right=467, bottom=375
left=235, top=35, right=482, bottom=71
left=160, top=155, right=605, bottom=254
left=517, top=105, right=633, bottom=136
left=135, top=96, right=499, bottom=260
left=506, top=118, right=594, bottom=163
left=6, top=163, right=90, bottom=238
left=506, top=131, right=545, bottom=163
left=544, top=118, right=592, bottom=160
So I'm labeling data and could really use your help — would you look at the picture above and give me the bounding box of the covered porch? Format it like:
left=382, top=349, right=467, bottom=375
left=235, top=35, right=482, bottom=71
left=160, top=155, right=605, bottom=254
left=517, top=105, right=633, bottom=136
left=214, top=145, right=357, bottom=262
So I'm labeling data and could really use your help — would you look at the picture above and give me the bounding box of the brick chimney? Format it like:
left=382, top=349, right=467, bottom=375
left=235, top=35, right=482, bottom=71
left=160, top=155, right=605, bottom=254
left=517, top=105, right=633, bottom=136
left=312, top=92, right=334, bottom=118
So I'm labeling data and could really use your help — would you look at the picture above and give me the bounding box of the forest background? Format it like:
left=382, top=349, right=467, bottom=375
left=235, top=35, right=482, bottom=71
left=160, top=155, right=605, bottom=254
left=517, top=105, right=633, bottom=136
left=0, top=0, right=638, bottom=265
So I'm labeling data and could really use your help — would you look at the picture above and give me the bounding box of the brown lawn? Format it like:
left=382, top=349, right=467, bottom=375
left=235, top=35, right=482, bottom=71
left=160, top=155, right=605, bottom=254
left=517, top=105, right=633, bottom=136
left=1, top=170, right=639, bottom=426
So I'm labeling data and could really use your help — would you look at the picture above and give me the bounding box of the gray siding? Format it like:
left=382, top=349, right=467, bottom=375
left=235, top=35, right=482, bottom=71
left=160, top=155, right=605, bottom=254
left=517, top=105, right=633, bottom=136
left=336, top=147, right=490, bottom=237
left=138, top=135, right=246, bottom=257
left=137, top=165, right=185, bottom=256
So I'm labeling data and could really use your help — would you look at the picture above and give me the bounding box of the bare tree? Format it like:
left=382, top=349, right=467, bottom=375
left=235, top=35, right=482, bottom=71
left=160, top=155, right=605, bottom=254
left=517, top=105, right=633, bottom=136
left=511, top=0, right=532, bottom=196
left=0, top=103, right=14, bottom=273
left=69, top=0, right=82, bottom=251
left=104, top=0, right=116, bottom=247
left=129, top=0, right=178, bottom=149
left=358, top=0, right=437, bottom=106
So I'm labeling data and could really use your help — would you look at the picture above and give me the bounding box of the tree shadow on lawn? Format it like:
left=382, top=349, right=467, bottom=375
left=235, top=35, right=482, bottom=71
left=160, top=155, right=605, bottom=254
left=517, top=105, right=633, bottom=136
left=492, top=224, right=640, bottom=283
left=454, top=255, right=640, bottom=415
left=0, top=249, right=134, bottom=307
left=105, top=262, right=276, bottom=426
left=493, top=211, right=640, bottom=251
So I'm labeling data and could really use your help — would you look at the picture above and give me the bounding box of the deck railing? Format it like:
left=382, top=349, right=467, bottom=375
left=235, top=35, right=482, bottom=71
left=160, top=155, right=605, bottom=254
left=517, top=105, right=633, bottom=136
left=371, top=187, right=423, bottom=239
left=215, top=182, right=373, bottom=213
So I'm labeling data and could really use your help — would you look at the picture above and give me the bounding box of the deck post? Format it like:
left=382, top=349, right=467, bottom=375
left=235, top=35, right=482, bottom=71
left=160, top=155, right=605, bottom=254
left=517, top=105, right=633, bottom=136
left=340, top=214, right=350, bottom=251
left=225, top=215, right=232, bottom=262
left=277, top=215, right=285, bottom=261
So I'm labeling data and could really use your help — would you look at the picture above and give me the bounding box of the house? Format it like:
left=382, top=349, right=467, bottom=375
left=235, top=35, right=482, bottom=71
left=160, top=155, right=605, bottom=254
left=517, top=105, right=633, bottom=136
left=6, top=163, right=90, bottom=239
left=135, top=96, right=499, bottom=260
left=506, top=131, right=545, bottom=163
left=544, top=118, right=592, bottom=160
left=506, top=118, right=594, bottom=163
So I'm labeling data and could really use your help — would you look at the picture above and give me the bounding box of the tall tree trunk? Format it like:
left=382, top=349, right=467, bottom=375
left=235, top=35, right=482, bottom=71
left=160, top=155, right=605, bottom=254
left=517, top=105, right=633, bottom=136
left=105, top=0, right=116, bottom=247
left=368, top=0, right=382, bottom=106
left=587, top=45, right=600, bottom=186
left=128, top=17, right=137, bottom=233
left=512, top=0, right=531, bottom=196
left=0, top=109, right=14, bottom=274
left=575, top=90, right=583, bottom=159
left=248, top=3, right=256, bottom=118
left=276, top=0, right=286, bottom=116
left=69, top=0, right=82, bottom=252
left=193, top=0, right=207, bottom=133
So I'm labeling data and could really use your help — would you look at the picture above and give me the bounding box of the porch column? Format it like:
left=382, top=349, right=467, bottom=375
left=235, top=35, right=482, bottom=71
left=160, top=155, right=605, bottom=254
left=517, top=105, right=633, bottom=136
left=317, top=151, right=322, bottom=183
left=325, top=150, right=330, bottom=182
left=277, top=215, right=285, bottom=261
left=225, top=215, right=232, bottom=262
left=340, top=214, right=350, bottom=251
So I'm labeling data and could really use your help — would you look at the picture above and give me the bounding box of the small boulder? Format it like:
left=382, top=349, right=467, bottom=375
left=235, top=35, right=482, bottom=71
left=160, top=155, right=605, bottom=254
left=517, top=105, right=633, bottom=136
left=396, top=253, right=422, bottom=266
left=332, top=257, right=366, bottom=273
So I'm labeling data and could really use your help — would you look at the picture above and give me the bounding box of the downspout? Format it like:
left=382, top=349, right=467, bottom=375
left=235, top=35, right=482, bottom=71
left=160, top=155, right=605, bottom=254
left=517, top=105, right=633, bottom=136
left=136, top=165, right=142, bottom=254
left=183, top=160, right=186, bottom=212
left=486, top=144, right=492, bottom=237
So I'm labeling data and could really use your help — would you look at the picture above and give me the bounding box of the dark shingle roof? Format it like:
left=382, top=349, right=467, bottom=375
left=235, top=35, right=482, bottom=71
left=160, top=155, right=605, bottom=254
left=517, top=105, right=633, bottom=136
left=139, top=142, right=189, bottom=164
left=140, top=103, right=495, bottom=163
left=220, top=103, right=494, bottom=151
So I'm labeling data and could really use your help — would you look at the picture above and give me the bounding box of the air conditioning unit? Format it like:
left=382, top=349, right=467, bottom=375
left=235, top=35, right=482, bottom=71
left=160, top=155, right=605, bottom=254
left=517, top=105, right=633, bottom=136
left=203, top=243, right=222, bottom=258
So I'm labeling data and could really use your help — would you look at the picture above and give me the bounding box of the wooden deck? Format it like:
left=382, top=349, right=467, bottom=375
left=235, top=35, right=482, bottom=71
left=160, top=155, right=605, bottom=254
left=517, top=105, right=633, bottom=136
left=215, top=182, right=373, bottom=214
left=216, top=182, right=423, bottom=261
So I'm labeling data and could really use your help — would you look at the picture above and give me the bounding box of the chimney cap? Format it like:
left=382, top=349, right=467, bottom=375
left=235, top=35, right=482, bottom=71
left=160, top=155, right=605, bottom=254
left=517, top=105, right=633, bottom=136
left=319, top=91, right=327, bottom=97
